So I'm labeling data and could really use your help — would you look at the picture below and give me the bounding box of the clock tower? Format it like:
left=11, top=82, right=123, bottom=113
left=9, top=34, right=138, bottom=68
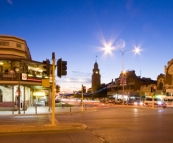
left=92, top=61, right=101, bottom=92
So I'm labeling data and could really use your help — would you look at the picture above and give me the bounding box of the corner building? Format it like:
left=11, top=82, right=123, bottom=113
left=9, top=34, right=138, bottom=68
left=0, top=35, right=51, bottom=112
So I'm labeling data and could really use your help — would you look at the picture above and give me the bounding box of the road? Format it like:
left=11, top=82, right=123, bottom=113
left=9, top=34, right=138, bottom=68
left=0, top=105, right=173, bottom=143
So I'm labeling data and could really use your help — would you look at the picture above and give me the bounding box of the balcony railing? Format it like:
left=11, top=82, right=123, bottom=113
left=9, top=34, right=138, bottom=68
left=0, top=72, right=49, bottom=81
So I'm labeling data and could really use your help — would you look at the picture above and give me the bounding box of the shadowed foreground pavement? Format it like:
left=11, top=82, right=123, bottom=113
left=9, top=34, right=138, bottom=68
left=0, top=106, right=90, bottom=134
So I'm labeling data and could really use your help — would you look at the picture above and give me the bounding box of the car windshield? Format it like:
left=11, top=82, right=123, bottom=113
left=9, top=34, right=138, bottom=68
left=154, top=98, right=161, bottom=101
left=145, top=98, right=161, bottom=101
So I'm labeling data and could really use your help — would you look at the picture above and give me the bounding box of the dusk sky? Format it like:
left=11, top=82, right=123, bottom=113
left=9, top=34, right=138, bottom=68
left=1, top=0, right=173, bottom=93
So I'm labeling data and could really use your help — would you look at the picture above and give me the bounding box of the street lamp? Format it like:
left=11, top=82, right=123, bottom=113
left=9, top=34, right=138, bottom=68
left=118, top=49, right=130, bottom=105
left=102, top=46, right=141, bottom=105
left=118, top=48, right=141, bottom=105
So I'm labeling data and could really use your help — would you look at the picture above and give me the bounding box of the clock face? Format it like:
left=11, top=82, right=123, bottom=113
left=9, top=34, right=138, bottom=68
left=95, top=71, right=98, bottom=74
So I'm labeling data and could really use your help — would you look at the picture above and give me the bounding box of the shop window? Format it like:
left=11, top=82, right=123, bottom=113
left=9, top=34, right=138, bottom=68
left=0, top=94, right=2, bottom=102
left=0, top=89, right=2, bottom=102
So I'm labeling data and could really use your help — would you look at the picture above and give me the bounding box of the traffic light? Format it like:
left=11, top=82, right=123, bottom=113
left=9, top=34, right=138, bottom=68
left=57, top=58, right=67, bottom=78
left=83, top=86, right=86, bottom=93
left=43, top=59, right=50, bottom=76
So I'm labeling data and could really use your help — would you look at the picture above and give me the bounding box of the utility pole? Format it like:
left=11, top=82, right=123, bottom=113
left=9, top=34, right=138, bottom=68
left=52, top=52, right=55, bottom=126
left=18, top=61, right=21, bottom=114
left=82, top=84, right=84, bottom=111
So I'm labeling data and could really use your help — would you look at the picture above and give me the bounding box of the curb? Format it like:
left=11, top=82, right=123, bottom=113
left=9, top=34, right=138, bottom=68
left=0, top=123, right=87, bottom=134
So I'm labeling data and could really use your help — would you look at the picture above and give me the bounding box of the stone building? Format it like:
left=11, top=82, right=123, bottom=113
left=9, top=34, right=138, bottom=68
left=157, top=58, right=173, bottom=96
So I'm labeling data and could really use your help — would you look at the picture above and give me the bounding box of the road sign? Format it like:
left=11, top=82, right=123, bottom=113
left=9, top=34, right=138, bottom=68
left=120, top=77, right=126, bottom=85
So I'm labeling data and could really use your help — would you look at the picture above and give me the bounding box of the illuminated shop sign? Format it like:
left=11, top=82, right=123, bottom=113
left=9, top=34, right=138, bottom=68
left=27, top=78, right=42, bottom=82
left=3, top=74, right=16, bottom=78
left=22, top=73, right=27, bottom=80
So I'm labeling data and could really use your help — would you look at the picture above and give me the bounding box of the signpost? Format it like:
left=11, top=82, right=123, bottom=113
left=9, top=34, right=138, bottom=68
left=120, top=76, right=126, bottom=105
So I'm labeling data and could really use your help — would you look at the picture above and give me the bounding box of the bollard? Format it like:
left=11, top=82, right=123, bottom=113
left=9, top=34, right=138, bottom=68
left=35, top=104, right=37, bottom=114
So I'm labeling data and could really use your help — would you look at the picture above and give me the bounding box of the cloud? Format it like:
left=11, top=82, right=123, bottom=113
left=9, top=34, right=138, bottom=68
left=56, top=70, right=91, bottom=84
left=55, top=70, right=92, bottom=93
left=7, top=0, right=13, bottom=4
left=71, top=71, right=91, bottom=77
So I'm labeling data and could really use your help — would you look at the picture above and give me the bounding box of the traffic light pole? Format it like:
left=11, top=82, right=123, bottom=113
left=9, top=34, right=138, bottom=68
left=52, top=52, right=55, bottom=126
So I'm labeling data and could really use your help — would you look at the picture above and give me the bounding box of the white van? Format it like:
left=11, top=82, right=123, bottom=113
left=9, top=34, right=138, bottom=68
left=163, top=96, right=173, bottom=107
left=144, top=98, right=166, bottom=107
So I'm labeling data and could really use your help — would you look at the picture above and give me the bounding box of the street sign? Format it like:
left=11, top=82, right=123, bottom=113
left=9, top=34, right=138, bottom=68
left=120, top=77, right=126, bottom=85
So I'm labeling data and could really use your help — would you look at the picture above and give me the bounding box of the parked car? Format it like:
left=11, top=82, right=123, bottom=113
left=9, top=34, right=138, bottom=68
left=163, top=97, right=173, bottom=107
left=107, top=97, right=116, bottom=103
left=55, top=98, right=61, bottom=103
left=144, top=98, right=166, bottom=107
left=125, top=100, right=135, bottom=105
left=134, top=101, right=144, bottom=106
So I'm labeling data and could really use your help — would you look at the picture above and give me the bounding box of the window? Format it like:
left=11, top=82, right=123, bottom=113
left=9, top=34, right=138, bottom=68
left=16, top=43, right=21, bottom=48
left=0, top=41, right=9, bottom=46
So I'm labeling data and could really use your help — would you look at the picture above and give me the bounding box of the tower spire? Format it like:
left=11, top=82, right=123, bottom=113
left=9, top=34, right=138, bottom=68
left=95, top=55, right=97, bottom=62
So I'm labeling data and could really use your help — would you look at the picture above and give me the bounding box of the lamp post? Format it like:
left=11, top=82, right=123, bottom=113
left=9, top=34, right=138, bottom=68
left=118, top=48, right=141, bottom=105
left=118, top=49, right=130, bottom=105
left=102, top=45, right=141, bottom=105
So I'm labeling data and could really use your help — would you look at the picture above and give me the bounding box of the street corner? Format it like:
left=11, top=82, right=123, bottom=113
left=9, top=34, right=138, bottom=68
left=0, top=123, right=87, bottom=134
left=55, top=122, right=87, bottom=130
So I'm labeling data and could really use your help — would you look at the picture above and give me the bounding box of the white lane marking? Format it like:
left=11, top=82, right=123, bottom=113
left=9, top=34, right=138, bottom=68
left=99, top=137, right=105, bottom=142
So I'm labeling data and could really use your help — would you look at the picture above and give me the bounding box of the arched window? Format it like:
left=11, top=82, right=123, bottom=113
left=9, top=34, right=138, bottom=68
left=158, top=82, right=163, bottom=90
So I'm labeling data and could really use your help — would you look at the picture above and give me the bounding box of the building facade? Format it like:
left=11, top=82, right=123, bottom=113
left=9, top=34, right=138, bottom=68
left=107, top=70, right=156, bottom=101
left=157, top=58, right=173, bottom=96
left=0, top=35, right=52, bottom=112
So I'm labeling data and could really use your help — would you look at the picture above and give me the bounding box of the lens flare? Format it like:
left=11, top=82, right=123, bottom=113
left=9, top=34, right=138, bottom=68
left=133, top=47, right=142, bottom=55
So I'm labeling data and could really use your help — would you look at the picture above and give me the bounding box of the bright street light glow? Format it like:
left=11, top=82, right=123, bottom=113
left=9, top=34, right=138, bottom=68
left=133, top=47, right=142, bottom=55
left=101, top=42, right=114, bottom=56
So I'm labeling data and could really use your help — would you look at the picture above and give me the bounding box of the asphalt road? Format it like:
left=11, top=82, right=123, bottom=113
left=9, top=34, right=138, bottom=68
left=0, top=105, right=173, bottom=143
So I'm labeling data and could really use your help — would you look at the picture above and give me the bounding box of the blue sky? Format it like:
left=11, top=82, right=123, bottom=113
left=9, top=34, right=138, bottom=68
left=1, top=0, right=173, bottom=93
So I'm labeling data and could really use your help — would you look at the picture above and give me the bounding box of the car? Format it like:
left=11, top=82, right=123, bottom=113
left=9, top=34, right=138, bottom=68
left=55, top=99, right=61, bottom=103
left=134, top=101, right=144, bottom=106
left=163, top=97, right=173, bottom=107
left=125, top=100, right=134, bottom=105
left=144, top=98, right=166, bottom=107
left=107, top=97, right=116, bottom=103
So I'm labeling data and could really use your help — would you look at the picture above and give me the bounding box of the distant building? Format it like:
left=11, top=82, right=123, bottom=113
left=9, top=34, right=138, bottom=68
left=157, top=58, right=173, bottom=96
left=91, top=61, right=101, bottom=92
left=107, top=70, right=156, bottom=101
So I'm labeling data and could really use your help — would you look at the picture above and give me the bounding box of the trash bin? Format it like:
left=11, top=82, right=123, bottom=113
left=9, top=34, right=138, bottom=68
left=23, top=104, right=27, bottom=111
left=23, top=101, right=27, bottom=111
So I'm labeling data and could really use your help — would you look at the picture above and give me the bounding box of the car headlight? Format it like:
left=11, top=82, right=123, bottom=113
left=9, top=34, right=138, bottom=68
left=158, top=101, right=162, bottom=105
left=140, top=102, right=143, bottom=105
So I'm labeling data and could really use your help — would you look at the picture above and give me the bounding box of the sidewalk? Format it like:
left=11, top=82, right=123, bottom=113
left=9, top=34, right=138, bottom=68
left=0, top=106, right=83, bottom=115
left=0, top=106, right=88, bottom=134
